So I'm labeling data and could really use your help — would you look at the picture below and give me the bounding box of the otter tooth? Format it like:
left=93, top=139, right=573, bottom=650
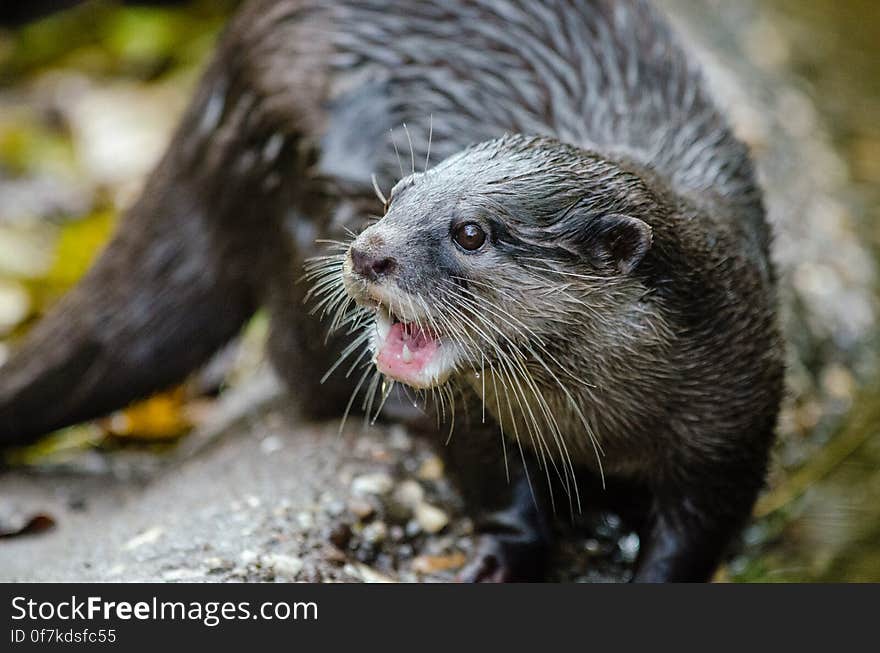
left=402, top=344, right=413, bottom=363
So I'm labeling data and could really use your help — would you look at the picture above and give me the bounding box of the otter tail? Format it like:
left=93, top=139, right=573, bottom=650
left=0, top=3, right=287, bottom=447
left=0, top=138, right=259, bottom=446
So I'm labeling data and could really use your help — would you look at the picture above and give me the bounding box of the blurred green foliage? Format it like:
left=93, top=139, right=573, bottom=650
left=0, top=0, right=237, bottom=81
left=0, top=1, right=238, bottom=447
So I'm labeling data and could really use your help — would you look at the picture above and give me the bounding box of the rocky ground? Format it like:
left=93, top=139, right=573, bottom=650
left=0, top=371, right=635, bottom=582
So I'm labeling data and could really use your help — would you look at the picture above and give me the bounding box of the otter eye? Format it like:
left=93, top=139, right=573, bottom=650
left=453, top=222, right=486, bottom=251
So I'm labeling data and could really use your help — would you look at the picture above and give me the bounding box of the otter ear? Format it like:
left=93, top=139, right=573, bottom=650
left=579, top=214, right=652, bottom=274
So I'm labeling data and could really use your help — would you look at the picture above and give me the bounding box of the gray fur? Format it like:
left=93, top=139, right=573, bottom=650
left=340, top=131, right=782, bottom=485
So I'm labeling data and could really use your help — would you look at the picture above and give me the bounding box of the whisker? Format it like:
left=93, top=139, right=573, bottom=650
left=389, top=128, right=405, bottom=180
left=403, top=122, right=416, bottom=176
left=321, top=330, right=371, bottom=383
left=424, top=114, right=433, bottom=172
left=372, top=377, right=394, bottom=424
left=339, top=363, right=374, bottom=437
left=371, top=173, right=388, bottom=207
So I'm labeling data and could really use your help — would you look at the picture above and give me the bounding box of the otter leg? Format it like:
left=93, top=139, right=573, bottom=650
left=264, top=242, right=364, bottom=421
left=631, top=483, right=756, bottom=583
left=432, top=422, right=552, bottom=582
left=456, top=468, right=551, bottom=582
left=0, top=55, right=318, bottom=445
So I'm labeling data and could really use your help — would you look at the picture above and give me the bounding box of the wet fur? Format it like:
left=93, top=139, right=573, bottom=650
left=0, top=0, right=783, bottom=581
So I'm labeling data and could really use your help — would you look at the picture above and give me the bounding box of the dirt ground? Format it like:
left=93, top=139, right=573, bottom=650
left=0, top=371, right=633, bottom=582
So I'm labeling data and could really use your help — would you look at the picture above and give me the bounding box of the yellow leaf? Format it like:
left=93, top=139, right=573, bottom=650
left=48, top=209, right=116, bottom=289
left=19, top=209, right=117, bottom=317
left=105, top=387, right=191, bottom=440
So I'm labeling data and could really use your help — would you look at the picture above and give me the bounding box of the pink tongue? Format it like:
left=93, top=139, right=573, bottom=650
left=376, top=322, right=440, bottom=382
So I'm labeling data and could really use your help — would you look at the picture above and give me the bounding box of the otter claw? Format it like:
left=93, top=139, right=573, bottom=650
left=456, top=537, right=544, bottom=583
left=457, top=552, right=506, bottom=583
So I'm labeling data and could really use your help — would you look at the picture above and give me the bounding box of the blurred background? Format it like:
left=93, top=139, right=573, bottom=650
left=0, top=0, right=877, bottom=581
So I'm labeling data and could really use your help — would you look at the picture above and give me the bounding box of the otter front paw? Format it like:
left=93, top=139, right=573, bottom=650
left=457, top=535, right=546, bottom=582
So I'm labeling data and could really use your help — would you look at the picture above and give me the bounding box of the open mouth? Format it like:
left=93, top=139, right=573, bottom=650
left=372, top=307, right=457, bottom=389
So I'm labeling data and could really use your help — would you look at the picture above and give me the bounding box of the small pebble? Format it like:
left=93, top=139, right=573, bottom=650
left=411, top=552, right=467, bottom=574
left=389, top=525, right=405, bottom=542
left=260, top=435, right=284, bottom=454
left=351, top=473, right=394, bottom=496
left=296, top=511, right=314, bottom=529
left=618, top=533, right=640, bottom=562
left=323, top=544, right=348, bottom=565
left=821, top=363, right=855, bottom=401
left=348, top=498, right=376, bottom=520
left=415, top=503, right=449, bottom=534
left=384, top=501, right=411, bottom=524
left=122, top=527, right=164, bottom=551
left=417, top=456, right=444, bottom=481
left=355, top=543, right=377, bottom=563
left=425, top=535, right=455, bottom=555
left=583, top=539, right=602, bottom=555
left=362, top=520, right=388, bottom=544
left=326, top=499, right=346, bottom=517
left=245, top=495, right=261, bottom=509
left=393, top=480, right=425, bottom=508
left=388, top=425, right=412, bottom=450
left=262, top=553, right=304, bottom=580
left=345, top=564, right=394, bottom=583
left=204, top=557, right=233, bottom=572
left=405, top=519, right=422, bottom=538
left=343, top=563, right=363, bottom=581
left=328, top=522, right=352, bottom=549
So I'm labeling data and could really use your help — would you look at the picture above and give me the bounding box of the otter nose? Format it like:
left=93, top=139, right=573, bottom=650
left=350, top=247, right=397, bottom=281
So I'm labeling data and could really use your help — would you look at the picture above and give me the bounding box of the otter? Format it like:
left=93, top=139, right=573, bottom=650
left=0, top=0, right=783, bottom=582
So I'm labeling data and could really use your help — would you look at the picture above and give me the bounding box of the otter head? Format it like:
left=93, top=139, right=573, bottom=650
left=324, top=134, right=656, bottom=394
